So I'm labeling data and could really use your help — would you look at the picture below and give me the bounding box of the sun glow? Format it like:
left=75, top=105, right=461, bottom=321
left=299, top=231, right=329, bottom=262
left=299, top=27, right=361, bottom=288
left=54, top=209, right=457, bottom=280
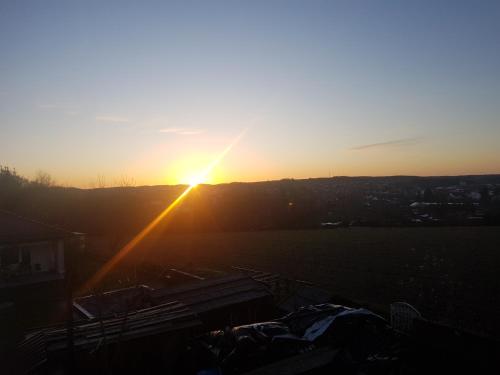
left=188, top=172, right=208, bottom=187
left=79, top=129, right=247, bottom=293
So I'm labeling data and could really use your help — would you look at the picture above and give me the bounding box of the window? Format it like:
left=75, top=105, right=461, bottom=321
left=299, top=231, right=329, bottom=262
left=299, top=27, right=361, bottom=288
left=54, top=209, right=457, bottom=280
left=21, top=247, right=31, bottom=265
left=1, top=246, right=19, bottom=266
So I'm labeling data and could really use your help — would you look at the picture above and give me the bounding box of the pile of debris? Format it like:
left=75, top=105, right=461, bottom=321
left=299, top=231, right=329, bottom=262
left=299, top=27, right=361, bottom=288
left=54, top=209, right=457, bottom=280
left=181, top=304, right=401, bottom=374
left=19, top=301, right=201, bottom=374
left=15, top=270, right=500, bottom=374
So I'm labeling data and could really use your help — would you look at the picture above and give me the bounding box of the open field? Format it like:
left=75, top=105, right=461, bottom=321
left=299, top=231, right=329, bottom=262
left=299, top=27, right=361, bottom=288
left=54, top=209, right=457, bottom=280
left=145, top=227, right=500, bottom=336
left=86, top=226, right=500, bottom=337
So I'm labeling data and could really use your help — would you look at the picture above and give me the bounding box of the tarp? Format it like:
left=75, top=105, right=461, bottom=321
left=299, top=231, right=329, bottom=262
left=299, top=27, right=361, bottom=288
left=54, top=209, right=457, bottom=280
left=187, top=303, right=394, bottom=374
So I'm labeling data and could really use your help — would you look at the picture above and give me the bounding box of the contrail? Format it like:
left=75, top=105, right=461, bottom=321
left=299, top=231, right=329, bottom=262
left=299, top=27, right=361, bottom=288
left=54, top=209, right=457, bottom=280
left=350, top=137, right=422, bottom=151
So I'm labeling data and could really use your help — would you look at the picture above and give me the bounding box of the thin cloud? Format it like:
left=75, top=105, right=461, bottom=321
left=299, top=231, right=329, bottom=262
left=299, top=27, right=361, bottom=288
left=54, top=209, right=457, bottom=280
left=159, top=127, right=204, bottom=135
left=350, top=137, right=422, bottom=151
left=159, top=127, right=184, bottom=133
left=95, top=115, right=131, bottom=123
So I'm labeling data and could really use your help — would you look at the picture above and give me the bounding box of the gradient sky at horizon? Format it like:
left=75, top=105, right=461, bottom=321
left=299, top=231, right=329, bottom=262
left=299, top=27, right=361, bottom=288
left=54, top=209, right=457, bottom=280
left=1, top=0, right=499, bottom=187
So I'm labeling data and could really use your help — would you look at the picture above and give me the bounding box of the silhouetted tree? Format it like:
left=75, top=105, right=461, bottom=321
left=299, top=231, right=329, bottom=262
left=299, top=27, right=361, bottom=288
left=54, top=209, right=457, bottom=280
left=90, top=174, right=107, bottom=189
left=117, top=175, right=136, bottom=187
left=0, top=166, right=28, bottom=209
left=34, top=170, right=55, bottom=187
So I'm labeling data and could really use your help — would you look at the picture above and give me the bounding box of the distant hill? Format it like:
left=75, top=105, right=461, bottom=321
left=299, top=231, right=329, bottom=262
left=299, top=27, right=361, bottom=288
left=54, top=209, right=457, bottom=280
left=1, top=169, right=500, bottom=235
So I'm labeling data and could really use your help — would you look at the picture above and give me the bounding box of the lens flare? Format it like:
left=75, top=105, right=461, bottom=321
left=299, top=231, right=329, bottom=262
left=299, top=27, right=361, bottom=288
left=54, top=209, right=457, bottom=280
left=79, top=129, right=247, bottom=294
left=188, top=175, right=206, bottom=187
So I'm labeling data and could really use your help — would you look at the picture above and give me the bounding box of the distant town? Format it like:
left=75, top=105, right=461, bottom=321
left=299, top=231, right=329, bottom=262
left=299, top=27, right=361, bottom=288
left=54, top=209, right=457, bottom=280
left=2, top=167, right=500, bottom=236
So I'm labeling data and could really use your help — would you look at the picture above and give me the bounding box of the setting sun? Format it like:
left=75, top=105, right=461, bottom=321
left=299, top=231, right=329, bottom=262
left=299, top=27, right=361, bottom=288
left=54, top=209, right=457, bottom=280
left=170, top=129, right=247, bottom=186
left=187, top=172, right=208, bottom=187
left=2, top=1, right=500, bottom=372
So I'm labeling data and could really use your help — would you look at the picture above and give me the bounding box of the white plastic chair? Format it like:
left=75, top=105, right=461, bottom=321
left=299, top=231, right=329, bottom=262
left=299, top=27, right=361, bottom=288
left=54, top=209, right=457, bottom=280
left=390, top=302, right=422, bottom=334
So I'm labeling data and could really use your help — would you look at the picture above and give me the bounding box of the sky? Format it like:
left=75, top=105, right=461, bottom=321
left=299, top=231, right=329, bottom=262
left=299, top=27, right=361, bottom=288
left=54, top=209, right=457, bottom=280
left=1, top=0, right=499, bottom=187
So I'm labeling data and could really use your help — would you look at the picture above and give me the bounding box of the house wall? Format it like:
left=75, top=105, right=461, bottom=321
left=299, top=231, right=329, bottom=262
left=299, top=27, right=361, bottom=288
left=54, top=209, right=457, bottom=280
left=0, top=240, right=67, bottom=297
left=24, top=242, right=57, bottom=272
left=0, top=240, right=64, bottom=274
left=56, top=240, right=65, bottom=274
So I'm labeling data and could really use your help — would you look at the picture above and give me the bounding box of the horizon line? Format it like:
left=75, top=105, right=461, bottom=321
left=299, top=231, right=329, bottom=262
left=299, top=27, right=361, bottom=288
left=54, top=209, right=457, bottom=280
left=62, top=172, right=500, bottom=190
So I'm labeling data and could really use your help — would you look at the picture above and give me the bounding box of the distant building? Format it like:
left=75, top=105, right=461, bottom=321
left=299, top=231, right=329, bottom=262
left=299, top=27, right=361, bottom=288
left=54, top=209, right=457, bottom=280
left=468, top=191, right=482, bottom=201
left=0, top=210, right=79, bottom=294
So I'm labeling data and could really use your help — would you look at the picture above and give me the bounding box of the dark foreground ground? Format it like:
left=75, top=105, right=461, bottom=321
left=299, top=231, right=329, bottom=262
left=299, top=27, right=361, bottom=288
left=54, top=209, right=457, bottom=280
left=5, top=226, right=499, bottom=374
left=94, top=226, right=500, bottom=338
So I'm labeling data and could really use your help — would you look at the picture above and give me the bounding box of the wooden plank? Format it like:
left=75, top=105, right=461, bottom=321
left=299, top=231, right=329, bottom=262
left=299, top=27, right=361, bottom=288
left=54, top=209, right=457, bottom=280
left=169, top=268, right=205, bottom=280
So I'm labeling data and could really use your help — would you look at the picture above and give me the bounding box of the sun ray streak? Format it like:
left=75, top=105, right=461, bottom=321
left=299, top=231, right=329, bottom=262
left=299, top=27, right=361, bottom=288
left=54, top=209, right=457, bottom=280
left=79, top=129, right=247, bottom=294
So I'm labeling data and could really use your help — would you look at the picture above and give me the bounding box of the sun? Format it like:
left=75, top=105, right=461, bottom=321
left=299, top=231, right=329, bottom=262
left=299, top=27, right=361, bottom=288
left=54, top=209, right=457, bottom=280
left=81, top=129, right=247, bottom=293
left=188, top=173, right=207, bottom=187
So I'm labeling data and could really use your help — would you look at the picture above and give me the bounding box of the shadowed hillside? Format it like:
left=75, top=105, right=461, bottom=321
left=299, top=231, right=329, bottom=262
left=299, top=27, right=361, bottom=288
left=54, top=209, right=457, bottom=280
left=1, top=167, right=500, bottom=235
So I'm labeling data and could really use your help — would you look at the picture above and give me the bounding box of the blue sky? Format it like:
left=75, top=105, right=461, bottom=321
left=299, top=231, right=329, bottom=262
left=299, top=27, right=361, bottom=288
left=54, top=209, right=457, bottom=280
left=1, top=0, right=499, bottom=186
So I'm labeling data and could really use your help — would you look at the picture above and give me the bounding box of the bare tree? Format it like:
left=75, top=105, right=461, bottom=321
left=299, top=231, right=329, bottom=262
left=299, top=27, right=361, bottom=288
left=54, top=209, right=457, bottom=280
left=0, top=165, right=28, bottom=187
left=88, top=174, right=107, bottom=189
left=97, top=174, right=107, bottom=189
left=34, top=170, right=55, bottom=187
left=116, top=175, right=136, bottom=187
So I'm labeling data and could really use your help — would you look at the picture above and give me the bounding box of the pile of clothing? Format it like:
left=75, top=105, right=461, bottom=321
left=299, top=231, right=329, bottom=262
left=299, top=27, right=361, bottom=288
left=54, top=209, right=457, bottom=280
left=185, top=304, right=403, bottom=374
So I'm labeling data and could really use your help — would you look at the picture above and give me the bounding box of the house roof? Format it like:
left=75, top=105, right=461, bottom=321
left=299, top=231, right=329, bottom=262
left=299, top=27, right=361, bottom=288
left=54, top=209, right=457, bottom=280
left=72, top=274, right=272, bottom=325
left=73, top=285, right=154, bottom=319
left=151, top=274, right=272, bottom=314
left=0, top=210, right=73, bottom=245
left=20, top=300, right=201, bottom=364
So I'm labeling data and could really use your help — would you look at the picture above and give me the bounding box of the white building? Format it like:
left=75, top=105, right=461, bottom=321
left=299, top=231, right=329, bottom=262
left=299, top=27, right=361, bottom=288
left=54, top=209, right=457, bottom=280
left=0, top=210, right=74, bottom=288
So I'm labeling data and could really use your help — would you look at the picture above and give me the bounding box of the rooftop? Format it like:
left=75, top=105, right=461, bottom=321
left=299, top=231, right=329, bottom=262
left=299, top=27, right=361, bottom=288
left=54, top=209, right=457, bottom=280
left=0, top=210, right=73, bottom=245
left=73, top=274, right=272, bottom=321
left=151, top=273, right=272, bottom=314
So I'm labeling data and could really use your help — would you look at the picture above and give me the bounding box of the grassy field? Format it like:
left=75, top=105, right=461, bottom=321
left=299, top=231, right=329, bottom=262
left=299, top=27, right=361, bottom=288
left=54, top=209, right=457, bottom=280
left=88, top=227, right=500, bottom=336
